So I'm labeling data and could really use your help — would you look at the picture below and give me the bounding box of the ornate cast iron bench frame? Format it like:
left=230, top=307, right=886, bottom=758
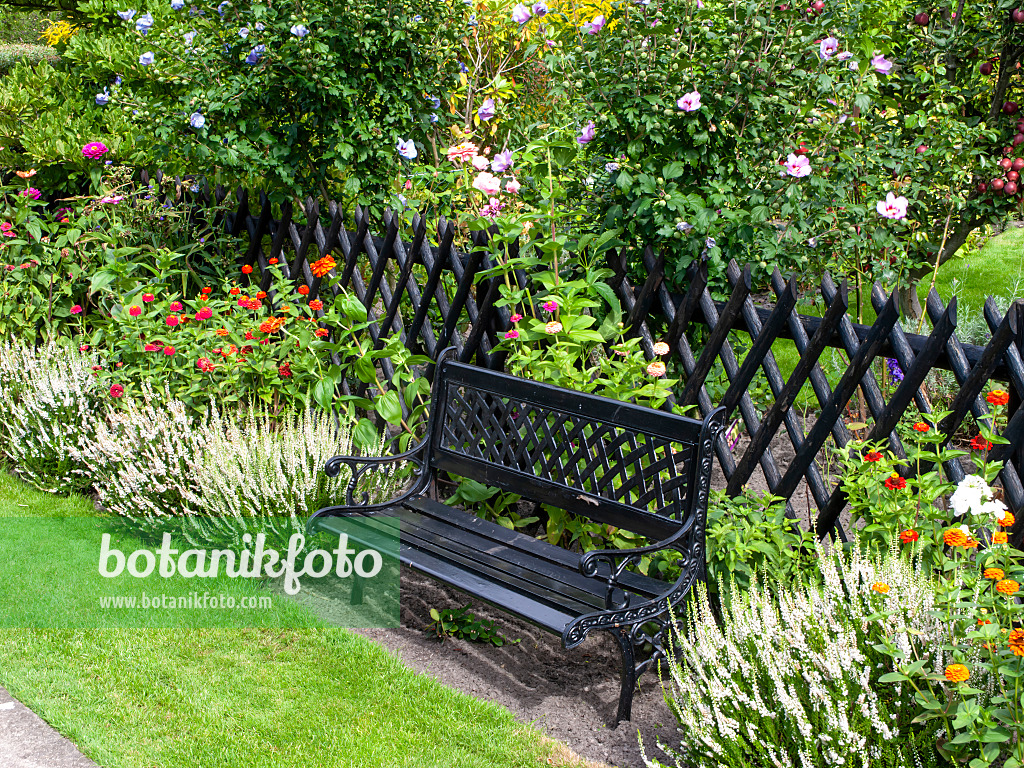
left=308, top=351, right=724, bottom=723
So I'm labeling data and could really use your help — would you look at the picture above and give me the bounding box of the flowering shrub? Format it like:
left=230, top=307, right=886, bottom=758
left=547, top=0, right=1018, bottom=309
left=648, top=542, right=940, bottom=768
left=0, top=341, right=100, bottom=494
left=1, top=0, right=459, bottom=204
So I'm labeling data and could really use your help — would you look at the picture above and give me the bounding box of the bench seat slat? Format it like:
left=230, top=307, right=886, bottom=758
left=399, top=509, right=616, bottom=611
left=406, top=498, right=668, bottom=599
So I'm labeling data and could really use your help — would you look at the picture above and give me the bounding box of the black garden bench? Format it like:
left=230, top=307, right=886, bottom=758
left=307, top=352, right=724, bottom=723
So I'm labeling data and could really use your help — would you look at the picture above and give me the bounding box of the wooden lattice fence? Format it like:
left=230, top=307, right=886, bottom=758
left=145, top=172, right=1024, bottom=544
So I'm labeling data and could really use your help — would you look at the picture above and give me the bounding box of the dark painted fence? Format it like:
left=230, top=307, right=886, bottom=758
left=144, top=172, right=1024, bottom=544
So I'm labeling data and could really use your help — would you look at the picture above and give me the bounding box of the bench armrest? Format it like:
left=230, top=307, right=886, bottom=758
left=562, top=519, right=701, bottom=651
left=306, top=436, right=432, bottom=532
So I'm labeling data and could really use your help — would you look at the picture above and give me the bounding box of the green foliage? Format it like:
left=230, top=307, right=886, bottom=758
left=704, top=488, right=819, bottom=599
left=0, top=0, right=461, bottom=204
left=427, top=605, right=519, bottom=647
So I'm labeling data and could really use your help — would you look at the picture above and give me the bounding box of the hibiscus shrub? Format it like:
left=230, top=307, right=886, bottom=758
left=548, top=0, right=1022, bottom=308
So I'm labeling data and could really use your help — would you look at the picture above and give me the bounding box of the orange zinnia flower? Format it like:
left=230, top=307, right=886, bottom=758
left=256, top=291, right=267, bottom=299
left=988, top=389, right=1010, bottom=406
left=944, top=663, right=969, bottom=683
left=216, top=328, right=229, bottom=337
left=899, top=529, right=919, bottom=544
left=1009, top=629, right=1024, bottom=656
left=997, top=579, right=1020, bottom=595
left=309, top=299, right=324, bottom=311
left=912, top=421, right=930, bottom=432
left=871, top=582, right=889, bottom=594
left=310, top=255, right=336, bottom=278
left=994, top=532, right=1009, bottom=545
left=259, top=316, right=285, bottom=334
left=298, top=285, right=310, bottom=295
left=944, top=528, right=968, bottom=547
left=985, top=567, right=1005, bottom=580
left=242, top=264, right=253, bottom=274
left=1000, top=512, right=1016, bottom=528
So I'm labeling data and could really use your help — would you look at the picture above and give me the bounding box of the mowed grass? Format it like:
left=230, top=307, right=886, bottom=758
left=0, top=472, right=584, bottom=768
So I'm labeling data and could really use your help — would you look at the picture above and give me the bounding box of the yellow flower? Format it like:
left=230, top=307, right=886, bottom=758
left=944, top=663, right=969, bottom=683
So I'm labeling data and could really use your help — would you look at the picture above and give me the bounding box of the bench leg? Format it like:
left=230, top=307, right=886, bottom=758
left=350, top=574, right=365, bottom=605
left=611, top=627, right=637, bottom=725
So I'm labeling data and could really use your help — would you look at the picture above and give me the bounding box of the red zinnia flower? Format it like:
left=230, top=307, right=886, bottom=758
left=269, top=258, right=278, bottom=265
left=899, top=529, right=919, bottom=543
left=298, top=285, right=310, bottom=296
left=309, top=299, right=324, bottom=311
left=197, top=357, right=215, bottom=373
left=230, top=287, right=240, bottom=296
left=202, top=287, right=212, bottom=294
left=247, top=299, right=261, bottom=310
left=971, top=435, right=993, bottom=451
left=863, top=451, right=883, bottom=462
left=110, top=384, right=124, bottom=398
left=256, top=291, right=267, bottom=299
left=245, top=331, right=255, bottom=340
left=912, top=421, right=929, bottom=432
left=242, top=265, right=253, bottom=274
left=278, top=361, right=292, bottom=377
left=988, top=390, right=1010, bottom=406
left=885, top=474, right=907, bottom=490
left=315, top=328, right=329, bottom=338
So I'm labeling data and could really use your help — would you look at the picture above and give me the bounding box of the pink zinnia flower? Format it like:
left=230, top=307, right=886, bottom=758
left=166, top=315, right=180, bottom=327
left=142, top=293, right=155, bottom=302
left=20, top=188, right=41, bottom=200
left=70, top=304, right=83, bottom=314
left=109, top=384, right=124, bottom=398
left=164, top=346, right=175, bottom=356
left=79, top=344, right=89, bottom=352
left=473, top=172, right=501, bottom=196
left=98, top=195, right=124, bottom=204
left=129, top=305, right=142, bottom=317
left=82, top=142, right=109, bottom=159
left=785, top=153, right=812, bottom=178
left=876, top=192, right=909, bottom=220
left=144, top=343, right=159, bottom=352
left=169, top=301, right=183, bottom=312
left=510, top=313, right=523, bottom=322
left=647, top=361, right=666, bottom=377
left=542, top=300, right=558, bottom=312
left=195, top=306, right=213, bottom=320
left=504, top=329, right=520, bottom=340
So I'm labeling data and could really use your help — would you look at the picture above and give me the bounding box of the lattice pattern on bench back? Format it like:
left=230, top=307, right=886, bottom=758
left=429, top=360, right=712, bottom=541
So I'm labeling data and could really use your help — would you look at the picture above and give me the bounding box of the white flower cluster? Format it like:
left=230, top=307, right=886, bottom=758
left=0, top=342, right=100, bottom=494
left=645, top=543, right=942, bottom=768
left=950, top=474, right=1007, bottom=522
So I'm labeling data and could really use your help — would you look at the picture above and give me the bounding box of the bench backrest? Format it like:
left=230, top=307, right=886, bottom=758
left=427, top=358, right=723, bottom=542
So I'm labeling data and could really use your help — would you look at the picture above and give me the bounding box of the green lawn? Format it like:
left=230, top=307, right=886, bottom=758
left=0, top=472, right=587, bottom=768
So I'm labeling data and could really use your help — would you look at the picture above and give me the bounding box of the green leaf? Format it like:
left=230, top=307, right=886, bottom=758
left=374, top=390, right=403, bottom=426
left=352, top=418, right=378, bottom=451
